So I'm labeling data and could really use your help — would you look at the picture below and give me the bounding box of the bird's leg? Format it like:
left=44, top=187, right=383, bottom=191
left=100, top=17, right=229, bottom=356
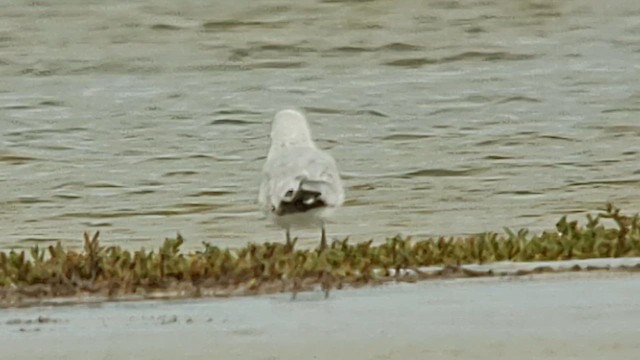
left=320, top=224, right=327, bottom=251
left=286, top=228, right=291, bottom=246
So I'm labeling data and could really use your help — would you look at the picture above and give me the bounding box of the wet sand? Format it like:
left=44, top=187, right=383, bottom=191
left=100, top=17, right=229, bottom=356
left=2, top=270, right=639, bottom=360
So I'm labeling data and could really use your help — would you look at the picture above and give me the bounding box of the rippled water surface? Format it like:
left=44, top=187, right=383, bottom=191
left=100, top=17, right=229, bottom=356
left=1, top=0, right=639, bottom=250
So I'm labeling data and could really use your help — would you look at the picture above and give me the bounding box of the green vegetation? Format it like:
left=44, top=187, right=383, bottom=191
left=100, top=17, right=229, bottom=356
left=1, top=204, right=640, bottom=307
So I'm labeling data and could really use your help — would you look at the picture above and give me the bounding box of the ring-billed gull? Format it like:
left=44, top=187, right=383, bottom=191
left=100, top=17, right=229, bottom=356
left=258, top=109, right=345, bottom=249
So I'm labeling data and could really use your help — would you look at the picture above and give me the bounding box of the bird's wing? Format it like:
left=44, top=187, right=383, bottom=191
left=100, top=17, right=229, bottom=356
left=259, top=147, right=344, bottom=213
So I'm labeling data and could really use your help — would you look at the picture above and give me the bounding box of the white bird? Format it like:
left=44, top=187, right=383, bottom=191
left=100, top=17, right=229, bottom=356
left=258, top=109, right=345, bottom=249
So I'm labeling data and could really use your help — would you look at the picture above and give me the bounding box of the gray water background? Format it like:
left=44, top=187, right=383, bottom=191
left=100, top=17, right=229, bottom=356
left=1, top=0, right=639, bottom=250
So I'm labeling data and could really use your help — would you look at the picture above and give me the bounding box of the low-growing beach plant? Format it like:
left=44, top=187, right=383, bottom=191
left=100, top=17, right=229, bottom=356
left=1, top=204, right=639, bottom=306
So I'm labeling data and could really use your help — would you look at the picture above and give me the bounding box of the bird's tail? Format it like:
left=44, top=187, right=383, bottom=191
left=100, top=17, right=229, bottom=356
left=276, top=179, right=327, bottom=216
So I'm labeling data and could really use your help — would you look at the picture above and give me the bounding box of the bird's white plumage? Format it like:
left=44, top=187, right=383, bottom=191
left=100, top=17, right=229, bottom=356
left=258, top=109, right=344, bottom=235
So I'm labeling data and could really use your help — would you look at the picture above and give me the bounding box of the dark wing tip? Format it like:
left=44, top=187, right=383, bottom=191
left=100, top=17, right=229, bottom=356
left=276, top=189, right=326, bottom=216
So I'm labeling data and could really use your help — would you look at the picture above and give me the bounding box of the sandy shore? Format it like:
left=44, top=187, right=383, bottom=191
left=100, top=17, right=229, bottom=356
left=1, top=268, right=639, bottom=360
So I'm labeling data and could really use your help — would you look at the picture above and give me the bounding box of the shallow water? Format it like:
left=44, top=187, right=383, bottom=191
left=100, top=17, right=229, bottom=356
left=2, top=271, right=640, bottom=360
left=1, top=0, right=639, bottom=250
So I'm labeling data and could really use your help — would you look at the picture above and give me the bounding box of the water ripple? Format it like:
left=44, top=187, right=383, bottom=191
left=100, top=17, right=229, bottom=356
left=189, top=190, right=234, bottom=197
left=162, top=171, right=199, bottom=177
left=495, top=96, right=542, bottom=104
left=303, top=107, right=387, bottom=117
left=242, top=61, right=306, bottom=69
left=209, top=119, right=257, bottom=125
left=18, top=237, right=71, bottom=244
left=150, top=24, right=184, bottom=31
left=0, top=153, right=38, bottom=165
left=568, top=178, right=640, bottom=187
left=399, top=168, right=487, bottom=178
left=52, top=194, right=82, bottom=200
left=384, top=51, right=536, bottom=68
left=55, top=203, right=228, bottom=219
left=5, top=127, right=87, bottom=138
left=84, top=182, right=125, bottom=189
left=202, top=20, right=288, bottom=31
left=212, top=109, right=262, bottom=115
left=380, top=133, right=434, bottom=141
left=601, top=107, right=640, bottom=114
